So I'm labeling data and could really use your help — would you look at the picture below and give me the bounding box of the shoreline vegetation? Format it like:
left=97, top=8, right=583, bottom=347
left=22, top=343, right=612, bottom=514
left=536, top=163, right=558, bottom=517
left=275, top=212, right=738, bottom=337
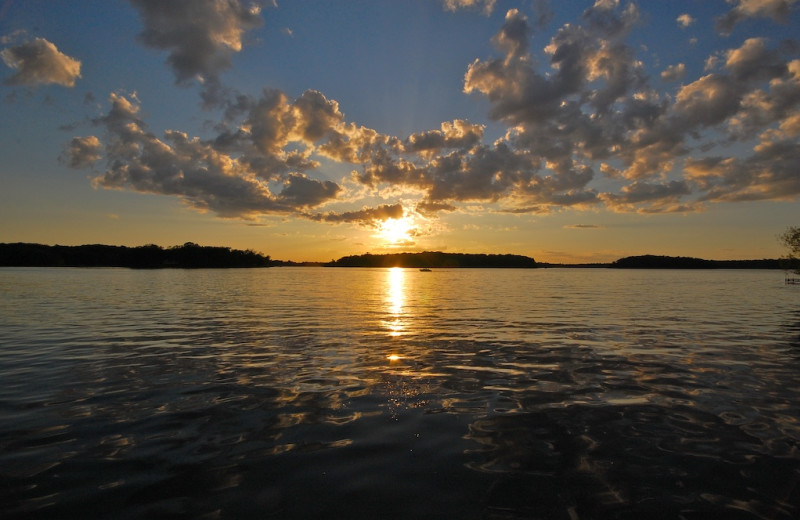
left=0, top=243, right=796, bottom=270
left=327, top=251, right=538, bottom=268
left=0, top=242, right=271, bottom=269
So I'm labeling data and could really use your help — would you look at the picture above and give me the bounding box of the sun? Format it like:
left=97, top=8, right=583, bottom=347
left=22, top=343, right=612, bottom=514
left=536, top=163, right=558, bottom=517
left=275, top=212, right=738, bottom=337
left=378, top=217, right=415, bottom=245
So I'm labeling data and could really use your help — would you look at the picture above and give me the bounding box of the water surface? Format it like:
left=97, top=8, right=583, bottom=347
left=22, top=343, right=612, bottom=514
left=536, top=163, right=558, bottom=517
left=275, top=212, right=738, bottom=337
left=1, top=267, right=799, bottom=519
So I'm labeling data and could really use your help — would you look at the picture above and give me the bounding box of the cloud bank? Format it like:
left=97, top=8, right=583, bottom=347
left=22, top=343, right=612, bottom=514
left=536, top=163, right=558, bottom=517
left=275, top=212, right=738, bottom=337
left=63, top=0, right=800, bottom=230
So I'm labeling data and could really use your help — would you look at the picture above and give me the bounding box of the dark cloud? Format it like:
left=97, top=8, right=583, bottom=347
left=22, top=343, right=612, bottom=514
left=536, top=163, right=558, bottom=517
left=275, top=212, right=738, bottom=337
left=1, top=37, right=81, bottom=87
left=725, top=37, right=787, bottom=81
left=716, top=0, right=797, bottom=36
left=403, top=120, right=484, bottom=157
left=129, top=0, right=263, bottom=85
left=673, top=74, right=743, bottom=128
left=308, top=203, right=404, bottom=225
left=686, top=135, right=800, bottom=202
left=600, top=180, right=693, bottom=213
left=277, top=173, right=341, bottom=207
left=60, top=136, right=102, bottom=168
left=415, top=200, right=457, bottom=216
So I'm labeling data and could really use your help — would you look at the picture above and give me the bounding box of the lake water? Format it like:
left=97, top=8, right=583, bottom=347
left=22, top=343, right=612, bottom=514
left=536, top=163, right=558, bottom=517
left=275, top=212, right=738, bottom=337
left=1, top=267, right=799, bottom=519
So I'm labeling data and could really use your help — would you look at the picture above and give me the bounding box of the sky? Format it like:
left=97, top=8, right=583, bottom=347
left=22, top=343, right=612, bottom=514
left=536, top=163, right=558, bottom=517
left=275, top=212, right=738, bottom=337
left=1, top=0, right=799, bottom=263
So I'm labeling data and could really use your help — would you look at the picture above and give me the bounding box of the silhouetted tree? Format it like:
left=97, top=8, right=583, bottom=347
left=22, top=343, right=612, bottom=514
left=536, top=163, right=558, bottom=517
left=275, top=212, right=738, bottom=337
left=0, top=243, right=271, bottom=268
left=780, top=227, right=800, bottom=274
left=610, top=255, right=717, bottom=269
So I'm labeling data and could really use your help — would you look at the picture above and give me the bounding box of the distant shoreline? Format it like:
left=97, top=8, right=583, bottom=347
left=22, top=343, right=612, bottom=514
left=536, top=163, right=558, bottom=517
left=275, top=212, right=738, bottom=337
left=1, top=243, right=796, bottom=270
left=0, top=242, right=271, bottom=269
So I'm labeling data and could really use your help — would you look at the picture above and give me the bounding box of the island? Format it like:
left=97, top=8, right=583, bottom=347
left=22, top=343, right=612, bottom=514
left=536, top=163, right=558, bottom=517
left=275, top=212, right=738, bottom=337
left=608, top=255, right=795, bottom=270
left=326, top=252, right=538, bottom=268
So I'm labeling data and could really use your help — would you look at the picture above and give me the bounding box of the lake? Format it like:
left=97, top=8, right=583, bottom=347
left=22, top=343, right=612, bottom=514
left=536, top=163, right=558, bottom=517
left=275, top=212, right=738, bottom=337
left=1, top=267, right=799, bottom=519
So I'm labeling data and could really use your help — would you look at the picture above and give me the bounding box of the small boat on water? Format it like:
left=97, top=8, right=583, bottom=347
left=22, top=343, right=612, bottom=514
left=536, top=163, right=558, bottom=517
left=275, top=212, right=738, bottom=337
left=419, top=268, right=432, bottom=272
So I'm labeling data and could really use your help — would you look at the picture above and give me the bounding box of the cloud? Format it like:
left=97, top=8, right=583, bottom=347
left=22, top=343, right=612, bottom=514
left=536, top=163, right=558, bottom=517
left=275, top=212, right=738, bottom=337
left=77, top=93, right=307, bottom=219
left=60, top=136, right=102, bottom=168
left=277, top=173, right=341, bottom=207
left=0, top=30, right=27, bottom=45
left=70, top=2, right=800, bottom=226
left=415, top=200, right=457, bottom=216
left=129, top=0, right=263, bottom=85
left=441, top=0, right=496, bottom=15
left=673, top=74, right=742, bottom=127
left=565, top=224, right=603, bottom=229
left=716, top=0, right=798, bottom=35
left=69, top=90, right=386, bottom=224
left=1, top=37, right=81, bottom=87
left=245, top=88, right=344, bottom=156
left=685, top=133, right=800, bottom=202
left=727, top=58, right=800, bottom=138
left=724, top=37, right=786, bottom=81
left=308, top=203, right=404, bottom=226
left=676, top=13, right=696, bottom=28
left=661, top=63, right=687, bottom=82
left=600, top=180, right=694, bottom=213
left=459, top=3, right=800, bottom=211
left=404, top=120, right=484, bottom=157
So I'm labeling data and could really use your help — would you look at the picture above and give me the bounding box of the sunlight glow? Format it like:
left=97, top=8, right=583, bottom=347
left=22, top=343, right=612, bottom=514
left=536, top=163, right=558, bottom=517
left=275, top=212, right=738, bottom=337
left=378, top=217, right=415, bottom=245
left=387, top=354, right=402, bottom=362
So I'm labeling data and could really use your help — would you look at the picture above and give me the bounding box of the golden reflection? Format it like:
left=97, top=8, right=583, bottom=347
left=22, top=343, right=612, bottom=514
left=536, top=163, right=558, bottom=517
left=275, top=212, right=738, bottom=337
left=388, top=267, right=405, bottom=314
left=384, top=267, right=406, bottom=337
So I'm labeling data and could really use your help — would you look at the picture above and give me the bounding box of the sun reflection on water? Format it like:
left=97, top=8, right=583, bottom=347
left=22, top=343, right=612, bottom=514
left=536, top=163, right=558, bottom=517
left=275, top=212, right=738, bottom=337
left=384, top=267, right=406, bottom=337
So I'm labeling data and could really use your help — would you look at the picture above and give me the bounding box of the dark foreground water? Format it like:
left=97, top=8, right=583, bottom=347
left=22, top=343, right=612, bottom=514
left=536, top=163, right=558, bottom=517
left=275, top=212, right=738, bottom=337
left=1, top=267, right=799, bottom=519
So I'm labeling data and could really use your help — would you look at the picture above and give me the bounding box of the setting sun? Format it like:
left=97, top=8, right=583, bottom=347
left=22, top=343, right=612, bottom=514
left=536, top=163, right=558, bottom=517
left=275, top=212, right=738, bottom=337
left=378, top=217, right=415, bottom=245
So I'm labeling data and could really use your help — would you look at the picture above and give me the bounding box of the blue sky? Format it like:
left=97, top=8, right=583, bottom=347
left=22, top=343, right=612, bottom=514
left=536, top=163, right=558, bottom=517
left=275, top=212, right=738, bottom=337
left=1, top=0, right=799, bottom=262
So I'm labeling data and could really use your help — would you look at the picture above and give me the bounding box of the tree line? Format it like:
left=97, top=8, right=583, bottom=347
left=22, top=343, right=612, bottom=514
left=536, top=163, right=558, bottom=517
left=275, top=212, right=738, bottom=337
left=0, top=242, right=271, bottom=268
left=609, top=255, right=798, bottom=270
left=326, top=251, right=538, bottom=268
left=3, top=243, right=798, bottom=270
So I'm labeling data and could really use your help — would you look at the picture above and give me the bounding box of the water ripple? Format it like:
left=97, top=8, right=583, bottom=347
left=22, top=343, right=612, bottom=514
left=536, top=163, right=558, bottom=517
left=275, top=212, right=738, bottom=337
left=1, top=267, right=799, bottom=518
